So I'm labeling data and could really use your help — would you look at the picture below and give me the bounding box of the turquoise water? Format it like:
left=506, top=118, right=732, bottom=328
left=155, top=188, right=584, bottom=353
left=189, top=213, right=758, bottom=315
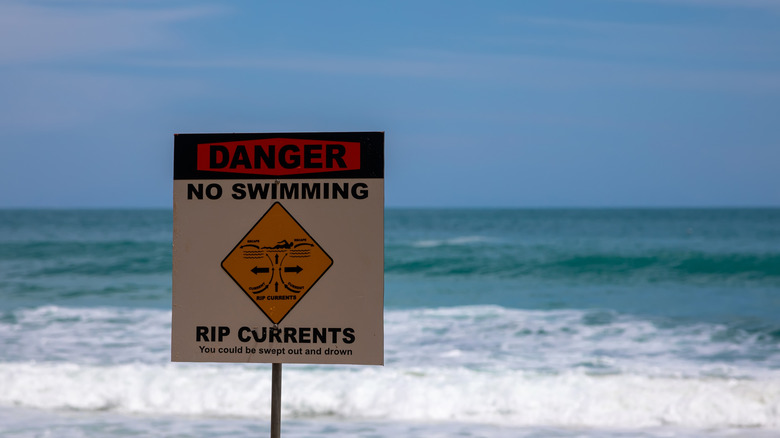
left=1, top=208, right=779, bottom=437
left=386, top=209, right=780, bottom=321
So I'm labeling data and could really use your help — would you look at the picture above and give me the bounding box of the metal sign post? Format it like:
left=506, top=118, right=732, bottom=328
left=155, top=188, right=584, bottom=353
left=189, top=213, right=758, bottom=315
left=271, top=363, right=282, bottom=438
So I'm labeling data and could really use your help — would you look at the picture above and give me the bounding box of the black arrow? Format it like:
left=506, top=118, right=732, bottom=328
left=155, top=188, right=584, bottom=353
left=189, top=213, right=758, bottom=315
left=284, top=265, right=303, bottom=274
left=275, top=282, right=279, bottom=292
left=275, top=254, right=279, bottom=264
left=251, top=266, right=270, bottom=274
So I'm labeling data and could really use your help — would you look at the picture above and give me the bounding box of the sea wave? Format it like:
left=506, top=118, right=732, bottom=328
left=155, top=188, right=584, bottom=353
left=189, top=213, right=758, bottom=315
left=411, top=236, right=492, bottom=248
left=385, top=306, right=780, bottom=377
left=0, top=362, right=778, bottom=429
left=2, top=305, right=778, bottom=378
left=0, top=241, right=172, bottom=277
left=0, top=306, right=171, bottom=364
left=386, top=243, right=780, bottom=282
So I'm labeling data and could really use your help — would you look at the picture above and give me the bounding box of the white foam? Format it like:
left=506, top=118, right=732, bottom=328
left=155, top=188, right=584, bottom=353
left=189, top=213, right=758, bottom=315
left=0, top=306, right=170, bottom=364
left=385, top=306, right=780, bottom=379
left=3, top=304, right=779, bottom=431
left=0, top=362, right=778, bottom=429
left=412, top=235, right=491, bottom=248
left=3, top=304, right=778, bottom=378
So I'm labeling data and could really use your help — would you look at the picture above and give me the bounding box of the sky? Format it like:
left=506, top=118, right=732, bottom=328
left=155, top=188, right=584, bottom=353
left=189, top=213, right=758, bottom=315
left=1, top=0, right=779, bottom=208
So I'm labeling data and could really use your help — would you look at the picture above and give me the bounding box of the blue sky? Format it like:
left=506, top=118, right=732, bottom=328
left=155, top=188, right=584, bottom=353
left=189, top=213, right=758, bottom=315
left=1, top=0, right=779, bottom=208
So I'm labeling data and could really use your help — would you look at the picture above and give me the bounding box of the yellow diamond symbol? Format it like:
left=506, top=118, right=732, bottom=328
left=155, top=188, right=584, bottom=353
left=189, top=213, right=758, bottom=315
left=222, top=202, right=333, bottom=324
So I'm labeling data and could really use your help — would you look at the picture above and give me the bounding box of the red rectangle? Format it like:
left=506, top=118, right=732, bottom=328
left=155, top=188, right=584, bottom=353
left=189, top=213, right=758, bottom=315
left=197, top=138, right=361, bottom=176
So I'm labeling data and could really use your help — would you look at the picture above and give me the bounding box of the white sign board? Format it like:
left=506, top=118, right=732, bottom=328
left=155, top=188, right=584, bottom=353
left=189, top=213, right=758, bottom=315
left=172, top=132, right=384, bottom=365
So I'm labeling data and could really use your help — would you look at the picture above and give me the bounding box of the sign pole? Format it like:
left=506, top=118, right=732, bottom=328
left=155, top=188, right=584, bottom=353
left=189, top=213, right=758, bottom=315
left=271, top=363, right=282, bottom=438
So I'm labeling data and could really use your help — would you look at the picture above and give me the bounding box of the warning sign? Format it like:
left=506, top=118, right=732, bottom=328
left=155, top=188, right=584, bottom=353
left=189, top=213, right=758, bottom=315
left=221, top=202, right=333, bottom=324
left=171, top=132, right=383, bottom=366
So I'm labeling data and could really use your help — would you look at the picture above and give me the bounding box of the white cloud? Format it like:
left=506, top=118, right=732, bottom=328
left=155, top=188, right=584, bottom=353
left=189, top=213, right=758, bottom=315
left=502, top=13, right=780, bottom=60
left=0, top=1, right=219, bottom=64
left=621, top=0, right=780, bottom=11
left=0, top=69, right=203, bottom=129
left=137, top=47, right=780, bottom=96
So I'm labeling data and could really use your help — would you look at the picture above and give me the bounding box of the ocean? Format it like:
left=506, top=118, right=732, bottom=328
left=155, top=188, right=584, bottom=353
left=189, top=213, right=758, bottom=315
left=1, top=208, right=779, bottom=437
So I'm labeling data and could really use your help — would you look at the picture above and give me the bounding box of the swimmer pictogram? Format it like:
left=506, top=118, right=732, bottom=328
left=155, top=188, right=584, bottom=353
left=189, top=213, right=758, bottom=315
left=221, top=202, right=333, bottom=324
